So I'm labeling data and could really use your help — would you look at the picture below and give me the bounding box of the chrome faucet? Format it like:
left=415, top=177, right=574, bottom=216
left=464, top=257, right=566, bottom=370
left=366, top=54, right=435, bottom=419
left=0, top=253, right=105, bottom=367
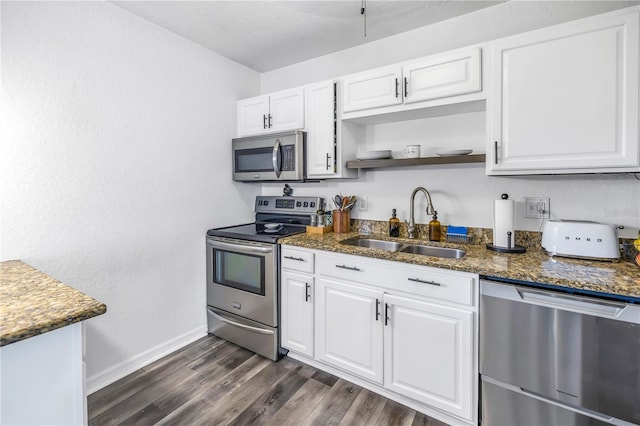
left=406, top=187, right=436, bottom=239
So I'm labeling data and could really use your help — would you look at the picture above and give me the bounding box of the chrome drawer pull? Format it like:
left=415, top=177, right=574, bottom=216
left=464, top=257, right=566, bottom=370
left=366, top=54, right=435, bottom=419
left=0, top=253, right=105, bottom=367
left=284, top=255, right=305, bottom=262
left=408, top=277, right=441, bottom=286
left=336, top=264, right=361, bottom=271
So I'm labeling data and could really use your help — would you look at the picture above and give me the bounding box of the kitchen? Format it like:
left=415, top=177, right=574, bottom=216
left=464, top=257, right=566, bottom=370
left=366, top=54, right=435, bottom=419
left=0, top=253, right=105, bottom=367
left=1, top=1, right=639, bottom=425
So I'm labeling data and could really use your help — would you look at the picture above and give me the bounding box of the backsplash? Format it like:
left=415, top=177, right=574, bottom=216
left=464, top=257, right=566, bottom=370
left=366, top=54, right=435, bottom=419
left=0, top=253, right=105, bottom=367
left=351, top=218, right=637, bottom=262
left=351, top=219, right=542, bottom=249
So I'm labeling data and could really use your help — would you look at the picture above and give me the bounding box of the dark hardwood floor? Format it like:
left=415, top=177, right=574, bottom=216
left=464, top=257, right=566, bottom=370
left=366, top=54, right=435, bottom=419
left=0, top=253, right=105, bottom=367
left=88, top=335, right=449, bottom=425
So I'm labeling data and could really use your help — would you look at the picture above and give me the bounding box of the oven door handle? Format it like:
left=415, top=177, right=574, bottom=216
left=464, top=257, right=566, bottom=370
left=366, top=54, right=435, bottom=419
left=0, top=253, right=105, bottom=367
left=207, top=239, right=273, bottom=254
left=272, top=138, right=282, bottom=178
left=208, top=309, right=275, bottom=335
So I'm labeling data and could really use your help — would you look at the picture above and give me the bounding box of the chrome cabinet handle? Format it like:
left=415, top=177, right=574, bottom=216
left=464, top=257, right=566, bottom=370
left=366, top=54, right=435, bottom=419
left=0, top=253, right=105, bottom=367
left=384, top=303, right=390, bottom=326
left=284, top=255, right=305, bottom=262
left=263, top=114, right=267, bottom=129
left=305, top=283, right=311, bottom=302
left=268, top=114, right=272, bottom=128
left=375, top=299, right=380, bottom=321
left=494, top=141, right=498, bottom=164
left=272, top=138, right=282, bottom=178
left=336, top=264, right=361, bottom=271
left=395, top=78, right=399, bottom=98
left=325, top=153, right=331, bottom=170
left=408, top=277, right=441, bottom=286
left=404, top=77, right=408, bottom=98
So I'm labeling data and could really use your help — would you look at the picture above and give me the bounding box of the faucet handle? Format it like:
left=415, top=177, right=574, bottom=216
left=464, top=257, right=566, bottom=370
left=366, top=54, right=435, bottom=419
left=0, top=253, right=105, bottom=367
left=404, top=220, right=416, bottom=239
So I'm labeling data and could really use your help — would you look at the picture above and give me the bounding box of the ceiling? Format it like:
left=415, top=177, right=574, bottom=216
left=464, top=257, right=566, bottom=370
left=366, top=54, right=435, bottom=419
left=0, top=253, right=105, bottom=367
left=111, top=1, right=504, bottom=73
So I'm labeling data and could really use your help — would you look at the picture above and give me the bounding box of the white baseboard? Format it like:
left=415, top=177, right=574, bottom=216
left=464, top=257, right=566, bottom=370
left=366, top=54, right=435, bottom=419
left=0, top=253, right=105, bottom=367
left=86, top=325, right=207, bottom=395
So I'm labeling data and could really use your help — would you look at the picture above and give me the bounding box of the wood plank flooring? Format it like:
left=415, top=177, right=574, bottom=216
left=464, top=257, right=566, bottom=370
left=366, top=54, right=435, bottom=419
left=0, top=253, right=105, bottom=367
left=88, top=335, right=449, bottom=425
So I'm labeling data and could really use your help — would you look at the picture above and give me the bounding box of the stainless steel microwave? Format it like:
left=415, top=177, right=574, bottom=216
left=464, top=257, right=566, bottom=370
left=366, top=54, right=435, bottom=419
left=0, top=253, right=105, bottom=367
left=232, top=131, right=305, bottom=182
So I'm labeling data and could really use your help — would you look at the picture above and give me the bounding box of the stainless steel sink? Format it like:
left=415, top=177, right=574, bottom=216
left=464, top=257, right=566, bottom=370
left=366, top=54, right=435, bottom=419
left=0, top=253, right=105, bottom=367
left=340, top=237, right=466, bottom=259
left=399, top=244, right=466, bottom=259
left=340, top=238, right=405, bottom=252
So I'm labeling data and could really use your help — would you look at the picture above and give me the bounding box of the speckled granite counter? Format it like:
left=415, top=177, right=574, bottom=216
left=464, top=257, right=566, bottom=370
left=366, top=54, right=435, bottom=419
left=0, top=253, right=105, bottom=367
left=280, top=232, right=640, bottom=303
left=0, top=260, right=106, bottom=346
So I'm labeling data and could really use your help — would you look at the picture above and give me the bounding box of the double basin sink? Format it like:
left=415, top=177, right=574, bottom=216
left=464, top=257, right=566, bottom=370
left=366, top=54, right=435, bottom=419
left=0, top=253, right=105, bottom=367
left=340, top=237, right=466, bottom=259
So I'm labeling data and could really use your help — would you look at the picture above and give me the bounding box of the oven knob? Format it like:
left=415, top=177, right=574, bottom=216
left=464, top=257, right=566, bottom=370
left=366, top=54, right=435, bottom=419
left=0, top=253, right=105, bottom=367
left=258, top=200, right=263, bottom=206
left=263, top=201, right=269, bottom=206
left=303, top=202, right=309, bottom=207
left=310, top=202, right=316, bottom=208
left=296, top=202, right=302, bottom=207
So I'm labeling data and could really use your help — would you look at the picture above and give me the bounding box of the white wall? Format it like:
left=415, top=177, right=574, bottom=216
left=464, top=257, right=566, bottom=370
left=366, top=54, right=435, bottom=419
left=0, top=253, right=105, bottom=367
left=0, top=1, right=260, bottom=392
left=261, top=1, right=640, bottom=238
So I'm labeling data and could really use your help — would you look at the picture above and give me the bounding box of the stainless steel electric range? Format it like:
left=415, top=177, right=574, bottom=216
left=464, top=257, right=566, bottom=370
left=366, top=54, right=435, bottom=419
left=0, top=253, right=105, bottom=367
left=205, top=195, right=322, bottom=360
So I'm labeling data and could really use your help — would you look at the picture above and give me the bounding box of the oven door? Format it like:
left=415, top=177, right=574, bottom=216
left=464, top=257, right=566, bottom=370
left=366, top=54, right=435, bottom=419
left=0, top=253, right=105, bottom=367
left=206, top=237, right=278, bottom=327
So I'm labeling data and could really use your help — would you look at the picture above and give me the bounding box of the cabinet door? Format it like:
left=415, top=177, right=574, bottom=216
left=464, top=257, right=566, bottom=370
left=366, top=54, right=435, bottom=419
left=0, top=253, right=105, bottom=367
left=237, top=95, right=270, bottom=137
left=269, top=88, right=305, bottom=133
left=341, top=65, right=403, bottom=113
left=384, top=294, right=473, bottom=421
left=306, top=80, right=337, bottom=177
left=281, top=271, right=314, bottom=357
left=403, top=47, right=481, bottom=104
left=315, top=278, right=383, bottom=384
left=487, top=10, right=639, bottom=174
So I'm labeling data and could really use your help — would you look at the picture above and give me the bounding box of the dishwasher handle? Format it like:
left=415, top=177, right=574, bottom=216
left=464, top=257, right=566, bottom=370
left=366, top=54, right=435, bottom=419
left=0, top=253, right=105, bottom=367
left=481, top=280, right=638, bottom=323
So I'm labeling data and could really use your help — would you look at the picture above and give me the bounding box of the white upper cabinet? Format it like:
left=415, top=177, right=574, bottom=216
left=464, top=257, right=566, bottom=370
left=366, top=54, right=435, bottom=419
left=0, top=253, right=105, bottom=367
left=237, top=87, right=304, bottom=137
left=487, top=8, right=640, bottom=174
left=403, top=48, right=482, bottom=105
left=236, top=96, right=270, bottom=137
left=306, top=80, right=358, bottom=179
left=340, top=46, right=483, bottom=119
left=306, top=80, right=338, bottom=177
left=341, top=65, right=403, bottom=113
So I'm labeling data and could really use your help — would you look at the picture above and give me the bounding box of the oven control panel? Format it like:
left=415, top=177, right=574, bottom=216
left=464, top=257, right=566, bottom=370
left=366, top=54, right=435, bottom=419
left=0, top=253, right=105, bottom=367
left=255, top=196, right=323, bottom=214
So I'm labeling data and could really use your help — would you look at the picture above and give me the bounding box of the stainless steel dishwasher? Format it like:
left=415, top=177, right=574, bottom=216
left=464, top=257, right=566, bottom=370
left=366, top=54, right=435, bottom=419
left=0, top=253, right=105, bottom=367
left=480, top=280, right=640, bottom=426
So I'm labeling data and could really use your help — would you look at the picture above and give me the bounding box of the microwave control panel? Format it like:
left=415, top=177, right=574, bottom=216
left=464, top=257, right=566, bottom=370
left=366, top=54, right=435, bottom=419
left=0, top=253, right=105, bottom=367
left=281, top=145, right=295, bottom=171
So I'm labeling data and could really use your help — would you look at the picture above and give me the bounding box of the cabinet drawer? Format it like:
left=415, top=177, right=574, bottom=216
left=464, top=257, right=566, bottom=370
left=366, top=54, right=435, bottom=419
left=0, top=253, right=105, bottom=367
left=391, top=265, right=475, bottom=306
left=317, top=252, right=387, bottom=287
left=281, top=248, right=314, bottom=274
left=317, top=251, right=476, bottom=306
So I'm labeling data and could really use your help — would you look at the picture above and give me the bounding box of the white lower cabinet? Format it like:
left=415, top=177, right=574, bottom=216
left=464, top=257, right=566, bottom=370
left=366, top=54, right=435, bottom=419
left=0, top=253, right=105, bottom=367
left=315, top=278, right=384, bottom=384
left=384, top=294, right=473, bottom=420
left=280, top=246, right=478, bottom=425
left=281, top=270, right=314, bottom=357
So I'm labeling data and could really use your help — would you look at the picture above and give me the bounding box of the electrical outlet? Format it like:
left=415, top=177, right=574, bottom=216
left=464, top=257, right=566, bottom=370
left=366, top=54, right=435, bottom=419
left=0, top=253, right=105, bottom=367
left=524, top=197, right=550, bottom=219
left=357, top=196, right=368, bottom=211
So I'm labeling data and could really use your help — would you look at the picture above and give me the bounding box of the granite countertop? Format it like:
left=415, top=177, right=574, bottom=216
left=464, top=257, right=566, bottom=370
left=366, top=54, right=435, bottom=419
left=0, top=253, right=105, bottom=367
left=0, top=260, right=107, bottom=346
left=280, top=232, right=640, bottom=303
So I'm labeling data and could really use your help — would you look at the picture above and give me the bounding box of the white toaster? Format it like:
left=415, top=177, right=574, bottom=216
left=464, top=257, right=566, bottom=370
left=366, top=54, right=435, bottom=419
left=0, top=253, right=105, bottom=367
left=541, top=220, right=620, bottom=261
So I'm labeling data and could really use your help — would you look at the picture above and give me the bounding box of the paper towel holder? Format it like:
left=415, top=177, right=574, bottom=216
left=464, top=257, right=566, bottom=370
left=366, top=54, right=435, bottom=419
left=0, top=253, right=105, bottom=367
left=487, top=231, right=526, bottom=253
left=487, top=194, right=526, bottom=254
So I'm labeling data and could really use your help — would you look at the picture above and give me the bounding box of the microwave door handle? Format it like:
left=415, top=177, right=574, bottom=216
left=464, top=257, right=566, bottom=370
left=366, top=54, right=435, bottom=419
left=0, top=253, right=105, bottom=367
left=272, top=139, right=282, bottom=178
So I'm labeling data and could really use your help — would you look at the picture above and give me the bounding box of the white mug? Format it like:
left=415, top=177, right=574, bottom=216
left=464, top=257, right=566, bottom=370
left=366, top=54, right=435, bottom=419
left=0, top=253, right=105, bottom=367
left=402, top=145, right=421, bottom=158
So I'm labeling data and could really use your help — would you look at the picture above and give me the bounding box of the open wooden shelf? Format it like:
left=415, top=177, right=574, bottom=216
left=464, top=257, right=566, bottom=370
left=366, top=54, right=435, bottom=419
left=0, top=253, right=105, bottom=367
left=346, top=154, right=486, bottom=169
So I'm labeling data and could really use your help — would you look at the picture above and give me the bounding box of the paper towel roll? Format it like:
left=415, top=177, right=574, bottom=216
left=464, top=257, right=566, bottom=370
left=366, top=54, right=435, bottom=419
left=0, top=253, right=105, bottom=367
left=493, top=196, right=515, bottom=248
